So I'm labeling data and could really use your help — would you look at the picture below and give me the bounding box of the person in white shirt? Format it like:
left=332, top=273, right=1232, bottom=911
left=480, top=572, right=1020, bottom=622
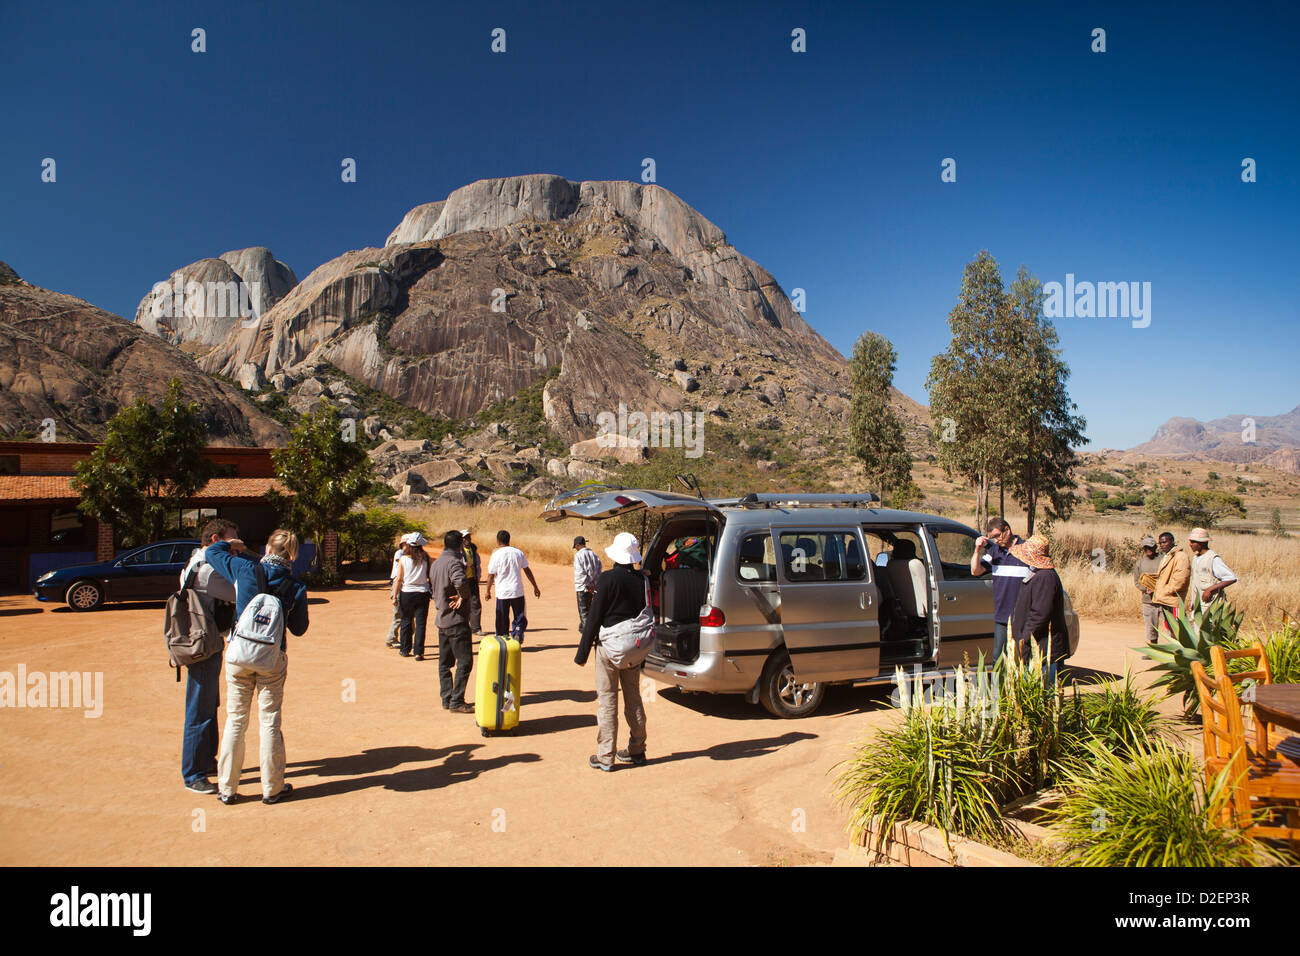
left=391, top=532, right=433, bottom=659
left=384, top=533, right=404, bottom=648
left=486, top=529, right=540, bottom=642
left=573, top=535, right=602, bottom=631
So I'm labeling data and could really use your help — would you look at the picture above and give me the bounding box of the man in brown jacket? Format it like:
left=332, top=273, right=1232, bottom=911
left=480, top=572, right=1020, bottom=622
left=430, top=530, right=475, bottom=713
left=1151, top=531, right=1190, bottom=635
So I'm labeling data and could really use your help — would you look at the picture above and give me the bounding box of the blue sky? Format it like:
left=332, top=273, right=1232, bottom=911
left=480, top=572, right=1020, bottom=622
left=2, top=0, right=1296, bottom=449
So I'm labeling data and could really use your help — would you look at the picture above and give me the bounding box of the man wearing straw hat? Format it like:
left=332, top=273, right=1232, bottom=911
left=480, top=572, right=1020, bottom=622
left=1009, top=534, right=1070, bottom=685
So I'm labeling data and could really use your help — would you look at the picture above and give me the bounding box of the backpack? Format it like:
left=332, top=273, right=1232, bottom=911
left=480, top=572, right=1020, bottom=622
left=227, top=563, right=293, bottom=675
left=597, top=578, right=656, bottom=670
left=164, top=568, right=226, bottom=681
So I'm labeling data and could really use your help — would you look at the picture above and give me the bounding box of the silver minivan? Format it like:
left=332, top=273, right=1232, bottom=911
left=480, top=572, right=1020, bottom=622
left=542, top=487, right=1080, bottom=717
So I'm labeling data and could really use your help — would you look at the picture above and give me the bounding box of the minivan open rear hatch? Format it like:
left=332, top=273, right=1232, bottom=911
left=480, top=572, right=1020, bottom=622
left=540, top=485, right=723, bottom=522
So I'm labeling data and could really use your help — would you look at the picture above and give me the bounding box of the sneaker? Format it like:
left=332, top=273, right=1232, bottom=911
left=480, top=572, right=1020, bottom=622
left=616, top=750, right=647, bottom=766
left=415, top=654, right=424, bottom=661
left=185, top=778, right=218, bottom=794
left=263, top=783, right=294, bottom=805
left=588, top=755, right=614, bottom=772
left=451, top=702, right=475, bottom=714
left=398, top=651, right=410, bottom=657
left=385, top=639, right=399, bottom=648
left=219, top=792, right=239, bottom=805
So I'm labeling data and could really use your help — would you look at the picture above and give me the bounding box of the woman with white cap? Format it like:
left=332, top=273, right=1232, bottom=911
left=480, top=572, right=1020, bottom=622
left=392, top=531, right=433, bottom=660
left=574, top=532, right=649, bottom=771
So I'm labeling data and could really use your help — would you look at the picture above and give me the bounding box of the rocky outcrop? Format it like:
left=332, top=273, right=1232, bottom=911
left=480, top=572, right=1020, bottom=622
left=0, top=269, right=288, bottom=445
left=133, top=175, right=879, bottom=445
left=135, top=247, right=297, bottom=356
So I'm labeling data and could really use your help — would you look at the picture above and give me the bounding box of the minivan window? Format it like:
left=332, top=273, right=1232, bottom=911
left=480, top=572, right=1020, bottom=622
left=736, top=533, right=776, bottom=582
left=777, top=531, right=868, bottom=582
left=929, top=528, right=978, bottom=580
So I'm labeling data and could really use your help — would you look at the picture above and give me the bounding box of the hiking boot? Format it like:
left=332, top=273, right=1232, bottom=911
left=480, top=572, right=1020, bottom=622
left=219, top=792, right=239, bottom=805
left=185, top=778, right=217, bottom=794
left=588, top=755, right=614, bottom=772
left=263, top=783, right=294, bottom=805
left=451, top=702, right=475, bottom=714
left=616, top=750, right=647, bottom=766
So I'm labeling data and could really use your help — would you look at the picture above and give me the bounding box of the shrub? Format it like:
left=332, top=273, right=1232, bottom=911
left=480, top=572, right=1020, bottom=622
left=835, top=651, right=1170, bottom=849
left=1261, top=618, right=1300, bottom=684
left=1138, top=598, right=1245, bottom=716
left=1048, top=740, right=1287, bottom=867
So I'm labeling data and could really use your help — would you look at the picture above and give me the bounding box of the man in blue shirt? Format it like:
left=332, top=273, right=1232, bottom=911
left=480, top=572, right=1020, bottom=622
left=969, top=517, right=1029, bottom=669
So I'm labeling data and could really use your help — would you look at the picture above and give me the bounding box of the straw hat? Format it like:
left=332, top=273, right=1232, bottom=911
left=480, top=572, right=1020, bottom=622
left=1010, top=534, right=1054, bottom=570
left=605, top=531, right=642, bottom=565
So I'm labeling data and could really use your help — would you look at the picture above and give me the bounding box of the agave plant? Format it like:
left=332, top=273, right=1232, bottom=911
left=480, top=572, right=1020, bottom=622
left=1137, top=597, right=1245, bottom=716
left=1048, top=739, right=1288, bottom=867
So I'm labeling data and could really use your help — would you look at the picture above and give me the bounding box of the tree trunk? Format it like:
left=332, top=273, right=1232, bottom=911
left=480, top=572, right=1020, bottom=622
left=1026, top=488, right=1037, bottom=535
left=999, top=481, right=1005, bottom=519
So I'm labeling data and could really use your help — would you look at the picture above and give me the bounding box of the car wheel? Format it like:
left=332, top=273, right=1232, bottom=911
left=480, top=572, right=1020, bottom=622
left=758, top=648, right=825, bottom=718
left=66, top=580, right=104, bottom=611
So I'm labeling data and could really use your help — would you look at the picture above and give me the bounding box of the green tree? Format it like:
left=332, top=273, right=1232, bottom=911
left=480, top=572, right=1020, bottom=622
left=849, top=331, right=912, bottom=502
left=999, top=267, right=1087, bottom=534
left=266, top=403, right=375, bottom=580
left=926, top=251, right=1008, bottom=528
left=1145, top=487, right=1246, bottom=529
left=72, top=378, right=214, bottom=547
left=1269, top=508, right=1287, bottom=538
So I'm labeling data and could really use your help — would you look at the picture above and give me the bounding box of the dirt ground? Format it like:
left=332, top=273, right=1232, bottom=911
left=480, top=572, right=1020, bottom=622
left=0, top=561, right=1174, bottom=866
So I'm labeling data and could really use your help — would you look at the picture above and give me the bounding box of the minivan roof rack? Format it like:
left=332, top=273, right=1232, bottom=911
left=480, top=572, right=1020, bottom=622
left=712, top=492, right=880, bottom=509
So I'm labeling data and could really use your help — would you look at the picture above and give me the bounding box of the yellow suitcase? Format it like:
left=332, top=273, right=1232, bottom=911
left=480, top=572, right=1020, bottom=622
left=475, top=635, right=521, bottom=735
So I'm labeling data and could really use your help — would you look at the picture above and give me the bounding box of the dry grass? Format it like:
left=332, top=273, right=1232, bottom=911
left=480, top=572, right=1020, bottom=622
left=1049, top=517, right=1297, bottom=627
left=404, top=501, right=608, bottom=566
left=397, top=504, right=1296, bottom=629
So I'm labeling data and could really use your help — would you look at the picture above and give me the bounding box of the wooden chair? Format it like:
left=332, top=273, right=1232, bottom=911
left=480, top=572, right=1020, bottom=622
left=1210, top=642, right=1288, bottom=756
left=1193, top=661, right=1300, bottom=847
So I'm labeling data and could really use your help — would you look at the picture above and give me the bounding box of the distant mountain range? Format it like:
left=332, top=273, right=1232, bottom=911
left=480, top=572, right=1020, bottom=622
left=1126, top=404, right=1300, bottom=473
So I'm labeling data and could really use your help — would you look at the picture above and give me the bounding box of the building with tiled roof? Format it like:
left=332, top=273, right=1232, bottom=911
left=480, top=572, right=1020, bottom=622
left=0, top=441, right=288, bottom=592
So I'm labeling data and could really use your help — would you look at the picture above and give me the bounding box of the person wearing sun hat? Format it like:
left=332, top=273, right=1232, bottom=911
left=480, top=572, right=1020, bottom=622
left=1133, top=536, right=1163, bottom=644
left=1009, top=534, right=1070, bottom=684
left=575, top=531, right=649, bottom=771
left=1186, top=527, right=1237, bottom=608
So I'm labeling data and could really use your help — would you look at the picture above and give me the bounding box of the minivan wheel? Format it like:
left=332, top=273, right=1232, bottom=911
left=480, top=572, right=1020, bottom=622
left=66, top=580, right=104, bottom=611
left=759, top=649, right=825, bottom=718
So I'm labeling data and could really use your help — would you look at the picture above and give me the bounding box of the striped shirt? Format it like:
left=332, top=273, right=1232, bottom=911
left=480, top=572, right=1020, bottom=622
left=981, top=538, right=1030, bottom=625
left=574, top=547, right=602, bottom=592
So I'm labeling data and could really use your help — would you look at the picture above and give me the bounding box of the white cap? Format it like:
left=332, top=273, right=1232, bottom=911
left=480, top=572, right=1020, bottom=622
left=403, top=532, right=427, bottom=547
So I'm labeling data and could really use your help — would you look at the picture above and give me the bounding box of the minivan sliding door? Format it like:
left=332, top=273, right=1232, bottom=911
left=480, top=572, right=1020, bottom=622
left=771, top=527, right=880, bottom=683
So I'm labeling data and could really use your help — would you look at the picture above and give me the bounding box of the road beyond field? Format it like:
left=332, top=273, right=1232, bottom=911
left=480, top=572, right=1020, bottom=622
left=0, top=561, right=1169, bottom=866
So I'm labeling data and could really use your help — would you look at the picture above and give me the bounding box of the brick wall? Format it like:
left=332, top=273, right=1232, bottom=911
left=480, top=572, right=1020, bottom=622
left=96, top=521, right=115, bottom=561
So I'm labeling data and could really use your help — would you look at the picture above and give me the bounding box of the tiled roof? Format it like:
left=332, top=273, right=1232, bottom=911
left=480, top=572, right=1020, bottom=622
left=0, top=475, right=285, bottom=503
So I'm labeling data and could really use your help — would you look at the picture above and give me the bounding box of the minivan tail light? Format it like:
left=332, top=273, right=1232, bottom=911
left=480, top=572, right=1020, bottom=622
left=699, top=604, right=725, bottom=627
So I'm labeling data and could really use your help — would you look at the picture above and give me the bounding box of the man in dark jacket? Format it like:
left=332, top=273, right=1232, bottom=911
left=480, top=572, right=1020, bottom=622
left=460, top=528, right=483, bottom=635
left=1010, top=534, right=1069, bottom=685
left=575, top=532, right=648, bottom=771
left=431, top=530, right=474, bottom=712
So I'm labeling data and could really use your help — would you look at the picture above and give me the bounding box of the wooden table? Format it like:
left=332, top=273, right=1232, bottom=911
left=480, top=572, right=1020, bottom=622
left=1252, top=684, right=1300, bottom=735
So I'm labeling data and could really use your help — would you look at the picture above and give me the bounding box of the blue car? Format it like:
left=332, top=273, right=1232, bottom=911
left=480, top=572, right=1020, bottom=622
left=34, top=539, right=201, bottom=611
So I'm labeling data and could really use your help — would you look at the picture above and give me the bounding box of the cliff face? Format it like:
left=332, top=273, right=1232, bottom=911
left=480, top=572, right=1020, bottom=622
left=0, top=262, right=287, bottom=446
left=140, top=175, right=869, bottom=443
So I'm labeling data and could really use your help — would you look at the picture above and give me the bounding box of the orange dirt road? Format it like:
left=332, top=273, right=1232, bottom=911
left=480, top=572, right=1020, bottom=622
left=0, top=561, right=1169, bottom=866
